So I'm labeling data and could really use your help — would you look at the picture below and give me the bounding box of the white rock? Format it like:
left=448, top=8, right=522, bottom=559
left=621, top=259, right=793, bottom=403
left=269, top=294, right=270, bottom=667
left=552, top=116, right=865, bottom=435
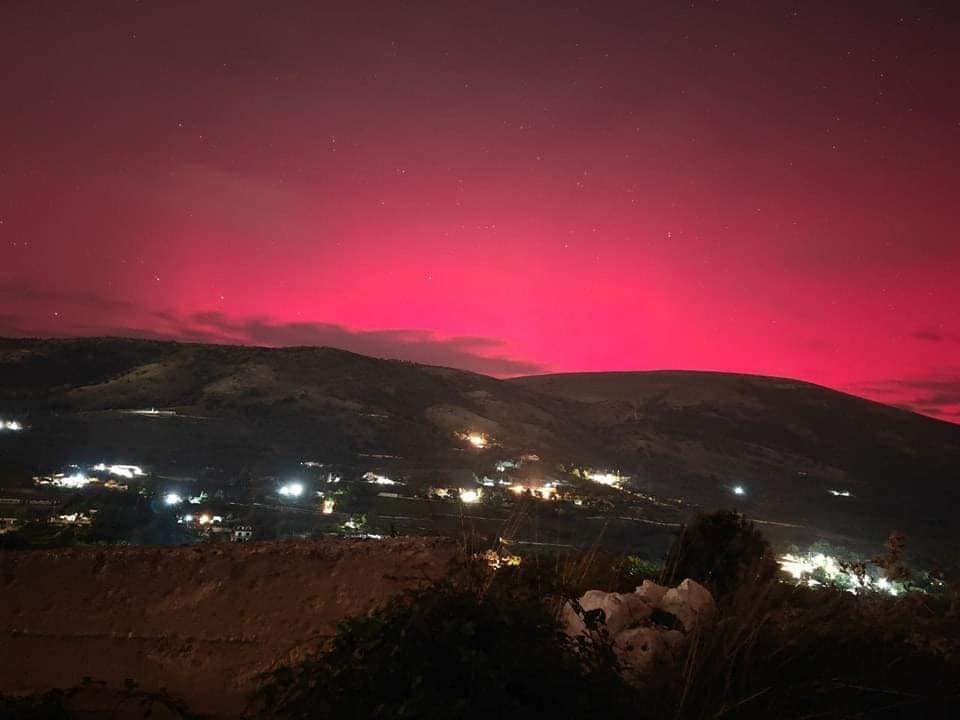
left=635, top=579, right=668, bottom=606
left=562, top=578, right=717, bottom=686
left=613, top=626, right=666, bottom=677
left=660, top=579, right=716, bottom=633
left=560, top=599, right=586, bottom=636
left=578, top=589, right=611, bottom=613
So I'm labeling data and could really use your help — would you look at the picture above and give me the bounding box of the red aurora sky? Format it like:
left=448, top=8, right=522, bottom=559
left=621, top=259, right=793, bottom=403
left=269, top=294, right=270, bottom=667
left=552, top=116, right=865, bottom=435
left=1, top=1, right=959, bottom=421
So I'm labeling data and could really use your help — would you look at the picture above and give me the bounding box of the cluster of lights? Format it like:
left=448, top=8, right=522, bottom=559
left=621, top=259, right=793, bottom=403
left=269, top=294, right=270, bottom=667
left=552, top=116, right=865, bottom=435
left=778, top=552, right=902, bottom=596
left=480, top=548, right=522, bottom=570
left=731, top=485, right=746, bottom=496
left=36, top=470, right=128, bottom=491
left=828, top=489, right=853, bottom=497
left=51, top=512, right=92, bottom=525
left=164, top=492, right=183, bottom=506
left=0, top=420, right=23, bottom=431
left=465, top=432, right=488, bottom=449
left=92, top=463, right=145, bottom=479
left=509, top=483, right=558, bottom=500
left=52, top=473, right=92, bottom=489
left=363, top=472, right=397, bottom=486
left=585, top=471, right=624, bottom=488
left=179, top=513, right=222, bottom=525
left=459, top=488, right=482, bottom=504
left=278, top=481, right=305, bottom=498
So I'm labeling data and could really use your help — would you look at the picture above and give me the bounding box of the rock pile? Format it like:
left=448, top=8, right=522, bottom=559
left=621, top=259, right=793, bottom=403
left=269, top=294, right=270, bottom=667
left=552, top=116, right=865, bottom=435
left=561, top=579, right=716, bottom=684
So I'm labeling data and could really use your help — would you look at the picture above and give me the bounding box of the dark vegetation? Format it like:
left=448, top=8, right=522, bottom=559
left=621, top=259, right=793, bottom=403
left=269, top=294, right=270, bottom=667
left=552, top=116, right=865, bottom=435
left=1, top=512, right=957, bottom=718
left=0, top=492, right=188, bottom=549
left=252, top=512, right=960, bottom=719
left=663, top=509, right=779, bottom=598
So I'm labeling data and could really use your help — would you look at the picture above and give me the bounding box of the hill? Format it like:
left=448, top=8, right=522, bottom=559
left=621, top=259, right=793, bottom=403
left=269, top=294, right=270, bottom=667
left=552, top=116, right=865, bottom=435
left=0, top=336, right=588, bottom=474
left=511, top=371, right=960, bottom=561
left=2, top=337, right=959, bottom=561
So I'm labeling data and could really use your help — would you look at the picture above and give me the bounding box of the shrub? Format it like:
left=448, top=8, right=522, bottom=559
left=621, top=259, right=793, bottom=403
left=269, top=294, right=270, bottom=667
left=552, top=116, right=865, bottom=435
left=254, top=578, right=638, bottom=720
left=663, top=510, right=777, bottom=598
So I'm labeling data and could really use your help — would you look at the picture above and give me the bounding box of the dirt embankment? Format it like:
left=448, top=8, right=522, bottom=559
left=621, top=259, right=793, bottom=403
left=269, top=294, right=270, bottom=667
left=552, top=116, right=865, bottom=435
left=0, top=537, right=459, bottom=717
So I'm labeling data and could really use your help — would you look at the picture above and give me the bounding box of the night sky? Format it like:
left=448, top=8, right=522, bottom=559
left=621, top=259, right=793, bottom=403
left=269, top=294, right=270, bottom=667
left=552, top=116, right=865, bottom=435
left=1, top=1, right=958, bottom=421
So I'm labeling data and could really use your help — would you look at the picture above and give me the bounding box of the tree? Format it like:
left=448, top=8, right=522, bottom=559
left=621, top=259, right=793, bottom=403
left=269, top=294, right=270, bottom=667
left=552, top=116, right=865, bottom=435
left=663, top=509, right=777, bottom=598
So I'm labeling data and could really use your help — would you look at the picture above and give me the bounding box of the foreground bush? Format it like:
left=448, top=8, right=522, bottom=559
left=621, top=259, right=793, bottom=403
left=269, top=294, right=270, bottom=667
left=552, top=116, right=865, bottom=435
left=255, top=538, right=960, bottom=720
left=255, top=579, right=638, bottom=720
left=663, top=510, right=777, bottom=598
left=671, top=581, right=960, bottom=719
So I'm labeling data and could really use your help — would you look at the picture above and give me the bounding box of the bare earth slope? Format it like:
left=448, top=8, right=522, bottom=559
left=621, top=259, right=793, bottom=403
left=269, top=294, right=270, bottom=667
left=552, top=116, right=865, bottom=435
left=0, top=537, right=457, bottom=716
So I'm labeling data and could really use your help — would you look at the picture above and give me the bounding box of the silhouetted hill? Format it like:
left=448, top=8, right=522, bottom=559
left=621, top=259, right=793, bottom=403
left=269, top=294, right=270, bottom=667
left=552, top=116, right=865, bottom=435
left=2, top=338, right=959, bottom=560
left=512, top=371, right=960, bottom=560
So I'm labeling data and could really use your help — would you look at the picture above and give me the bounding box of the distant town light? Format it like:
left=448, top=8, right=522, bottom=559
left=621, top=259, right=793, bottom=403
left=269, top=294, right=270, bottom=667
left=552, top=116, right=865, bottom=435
left=59, top=473, right=91, bottom=489
left=466, top=432, right=488, bottom=449
left=534, top=484, right=557, bottom=500
left=1, top=420, right=23, bottom=431
left=278, top=481, right=305, bottom=498
left=182, top=514, right=194, bottom=522
left=459, top=488, right=482, bottom=504
left=585, top=471, right=624, bottom=488
left=828, top=489, right=852, bottom=497
left=363, top=472, right=397, bottom=485
left=164, top=492, right=183, bottom=506
left=93, top=463, right=145, bottom=479
left=779, top=552, right=903, bottom=596
left=731, top=485, right=746, bottom=496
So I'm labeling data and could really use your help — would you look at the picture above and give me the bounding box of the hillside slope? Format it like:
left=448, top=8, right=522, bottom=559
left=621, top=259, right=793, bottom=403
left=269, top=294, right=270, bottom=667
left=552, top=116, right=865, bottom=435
left=0, top=337, right=589, bottom=473
left=2, top=338, right=960, bottom=559
left=512, top=371, right=960, bottom=558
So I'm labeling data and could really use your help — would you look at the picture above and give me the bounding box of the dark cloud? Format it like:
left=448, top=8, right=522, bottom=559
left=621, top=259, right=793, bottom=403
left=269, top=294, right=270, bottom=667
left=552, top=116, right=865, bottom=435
left=0, top=284, right=543, bottom=377
left=182, top=312, right=544, bottom=376
left=855, top=374, right=960, bottom=424
left=910, top=328, right=960, bottom=343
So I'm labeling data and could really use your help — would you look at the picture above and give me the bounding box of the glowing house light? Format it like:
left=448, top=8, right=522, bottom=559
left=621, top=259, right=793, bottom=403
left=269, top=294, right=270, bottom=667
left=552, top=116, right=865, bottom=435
left=534, top=484, right=557, bottom=500
left=164, top=492, right=183, bottom=506
left=93, top=464, right=145, bottom=479
left=828, top=489, right=852, bottom=497
left=1, top=420, right=23, bottom=431
left=322, top=498, right=336, bottom=514
left=278, top=482, right=305, bottom=497
left=363, top=472, right=397, bottom=485
left=732, top=485, right=746, bottom=496
left=459, top=488, right=482, bottom=504
left=585, top=471, right=623, bottom=488
left=466, top=432, right=488, bottom=449
left=59, top=473, right=91, bottom=489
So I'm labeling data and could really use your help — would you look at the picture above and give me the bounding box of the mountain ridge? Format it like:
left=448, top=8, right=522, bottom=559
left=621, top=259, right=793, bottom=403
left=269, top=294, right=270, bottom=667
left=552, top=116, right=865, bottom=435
left=2, top=336, right=959, bottom=561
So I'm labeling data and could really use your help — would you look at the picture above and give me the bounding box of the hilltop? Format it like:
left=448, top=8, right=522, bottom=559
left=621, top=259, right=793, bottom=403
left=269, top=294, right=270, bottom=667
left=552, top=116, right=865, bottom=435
left=2, top=337, right=959, bottom=559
